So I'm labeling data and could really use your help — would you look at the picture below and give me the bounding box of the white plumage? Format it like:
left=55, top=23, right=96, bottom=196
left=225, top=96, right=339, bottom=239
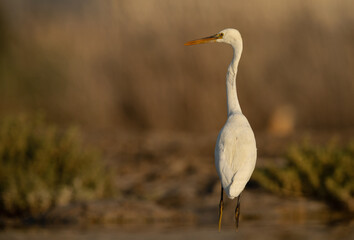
left=215, top=113, right=257, bottom=198
left=185, top=28, right=257, bottom=230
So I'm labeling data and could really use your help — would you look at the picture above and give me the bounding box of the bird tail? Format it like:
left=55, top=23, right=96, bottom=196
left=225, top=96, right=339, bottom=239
left=226, top=171, right=252, bottom=199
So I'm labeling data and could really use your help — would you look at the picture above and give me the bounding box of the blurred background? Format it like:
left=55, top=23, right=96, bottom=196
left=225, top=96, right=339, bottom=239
left=0, top=0, right=353, bottom=239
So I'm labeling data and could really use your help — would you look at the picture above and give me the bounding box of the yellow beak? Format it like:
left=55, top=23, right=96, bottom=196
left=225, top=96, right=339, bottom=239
left=184, top=33, right=222, bottom=46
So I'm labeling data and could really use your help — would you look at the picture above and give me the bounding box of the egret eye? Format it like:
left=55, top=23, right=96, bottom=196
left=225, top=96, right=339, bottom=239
left=219, top=33, right=224, bottom=37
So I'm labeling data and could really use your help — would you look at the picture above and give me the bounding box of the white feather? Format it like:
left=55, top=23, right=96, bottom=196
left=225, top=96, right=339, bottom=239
left=215, top=113, right=256, bottom=199
left=214, top=28, right=257, bottom=199
left=185, top=28, right=257, bottom=200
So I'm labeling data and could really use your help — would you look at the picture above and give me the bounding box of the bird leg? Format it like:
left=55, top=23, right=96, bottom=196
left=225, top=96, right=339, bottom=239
left=235, top=194, right=241, bottom=231
left=218, top=184, right=224, bottom=232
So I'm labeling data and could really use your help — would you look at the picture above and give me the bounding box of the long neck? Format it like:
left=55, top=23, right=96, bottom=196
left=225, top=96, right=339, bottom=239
left=226, top=47, right=242, bottom=115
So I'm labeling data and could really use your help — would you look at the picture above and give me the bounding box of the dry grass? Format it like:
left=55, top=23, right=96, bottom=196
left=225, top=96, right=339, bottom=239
left=0, top=114, right=113, bottom=217
left=253, top=140, right=354, bottom=213
left=0, top=0, right=353, bottom=133
left=1, top=1, right=354, bottom=226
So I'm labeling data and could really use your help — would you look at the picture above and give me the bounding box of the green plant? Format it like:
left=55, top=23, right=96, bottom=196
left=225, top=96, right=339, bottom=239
left=253, top=140, right=354, bottom=212
left=0, top=115, right=113, bottom=217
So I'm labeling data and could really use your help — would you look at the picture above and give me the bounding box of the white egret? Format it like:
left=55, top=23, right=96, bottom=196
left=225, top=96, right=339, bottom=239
left=185, top=28, right=257, bottom=231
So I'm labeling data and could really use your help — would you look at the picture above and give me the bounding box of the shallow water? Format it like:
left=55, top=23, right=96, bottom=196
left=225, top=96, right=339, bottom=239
left=1, top=189, right=353, bottom=240
left=1, top=218, right=353, bottom=240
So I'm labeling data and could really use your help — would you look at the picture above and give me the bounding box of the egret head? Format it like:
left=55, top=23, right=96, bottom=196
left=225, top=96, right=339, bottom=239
left=184, top=28, right=242, bottom=49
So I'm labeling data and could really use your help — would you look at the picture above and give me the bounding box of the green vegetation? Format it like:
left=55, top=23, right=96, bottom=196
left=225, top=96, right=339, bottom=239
left=253, top=140, right=354, bottom=212
left=0, top=115, right=113, bottom=217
